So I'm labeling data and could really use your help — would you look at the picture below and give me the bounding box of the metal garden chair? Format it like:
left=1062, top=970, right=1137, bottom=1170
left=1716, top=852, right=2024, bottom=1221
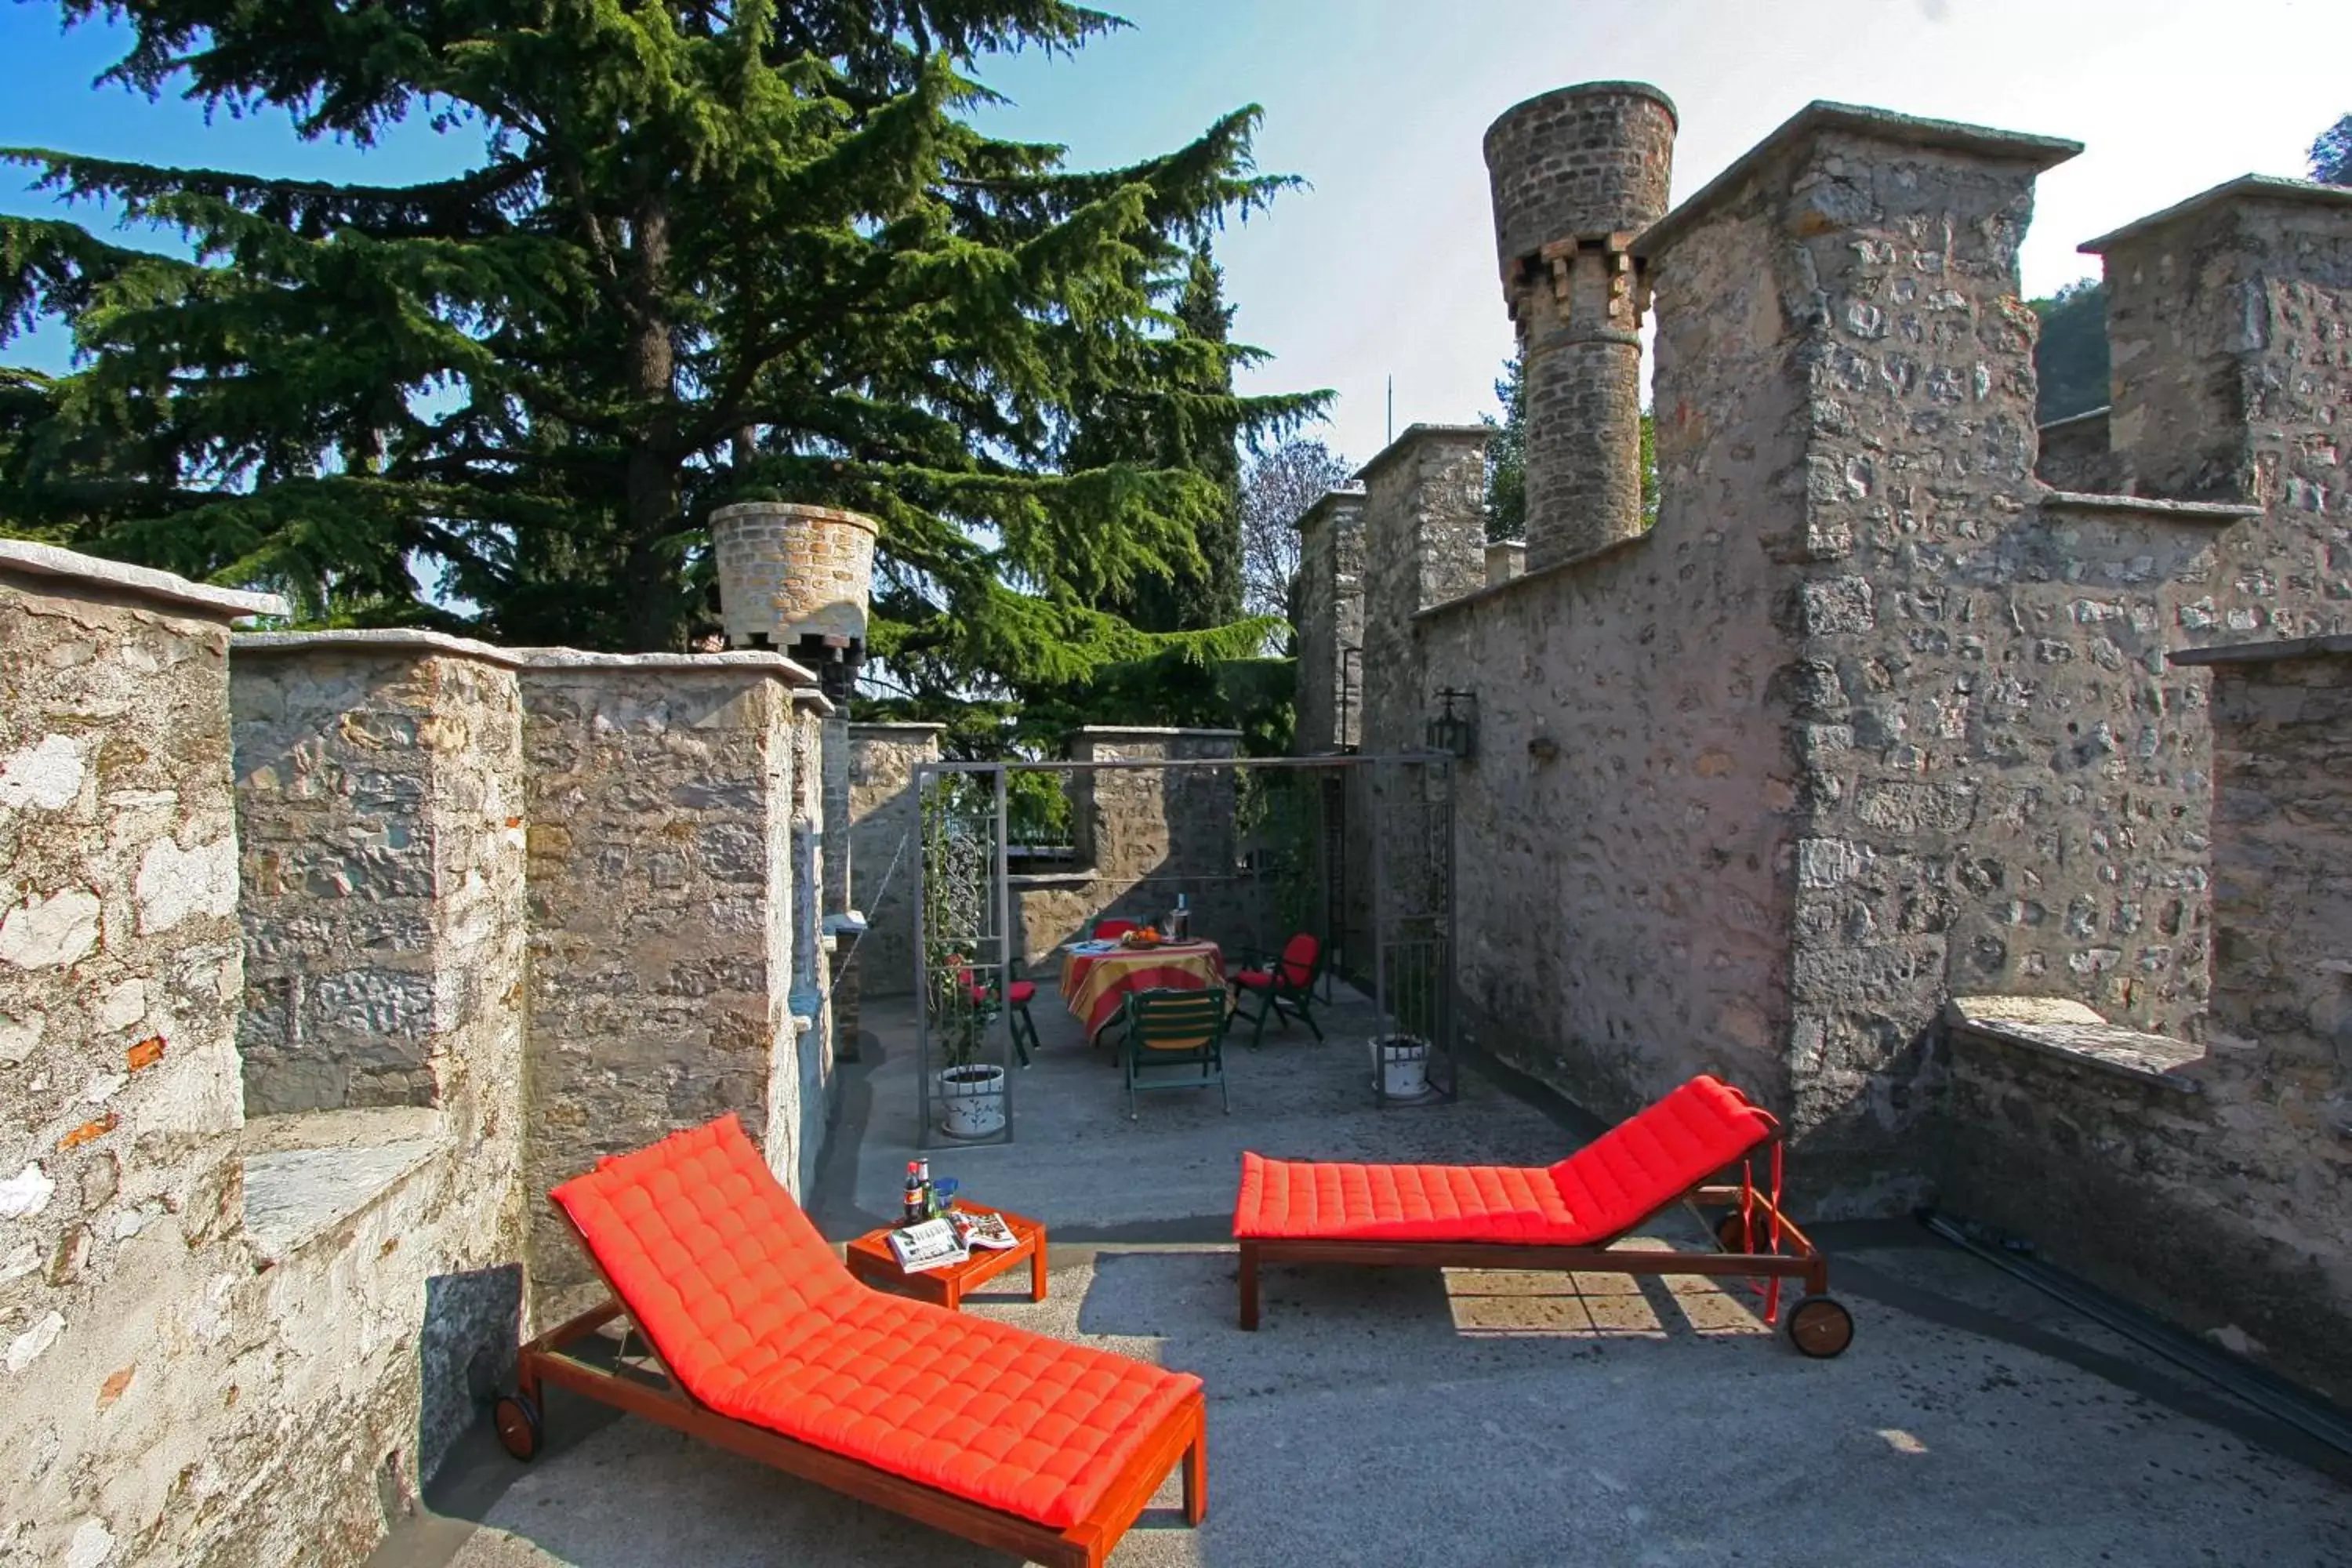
left=1120, top=987, right=1230, bottom=1120
left=1226, top=932, right=1323, bottom=1050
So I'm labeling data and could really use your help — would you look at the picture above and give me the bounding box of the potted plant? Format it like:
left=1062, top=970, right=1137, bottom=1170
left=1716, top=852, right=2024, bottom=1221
left=934, top=951, right=1008, bottom=1139
left=1370, top=1033, right=1432, bottom=1100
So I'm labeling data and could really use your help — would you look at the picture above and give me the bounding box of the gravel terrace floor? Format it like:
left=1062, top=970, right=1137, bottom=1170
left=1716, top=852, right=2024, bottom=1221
left=379, top=984, right=2352, bottom=1568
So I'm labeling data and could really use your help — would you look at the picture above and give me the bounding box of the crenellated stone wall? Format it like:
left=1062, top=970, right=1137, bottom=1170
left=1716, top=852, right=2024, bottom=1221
left=845, top=723, right=942, bottom=997
left=1937, top=634, right=2352, bottom=1401
left=1293, top=488, right=1367, bottom=756
left=1347, top=94, right=2352, bottom=1214
left=0, top=550, right=534, bottom=1567
left=517, top=653, right=825, bottom=1305
left=2, top=526, right=858, bottom=1564
left=230, top=633, right=528, bottom=1116
left=1011, top=729, right=1245, bottom=965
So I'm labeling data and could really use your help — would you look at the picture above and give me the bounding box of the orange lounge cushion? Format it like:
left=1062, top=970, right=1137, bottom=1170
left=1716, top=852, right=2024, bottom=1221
left=1232, top=1074, right=1773, bottom=1246
left=554, top=1116, right=1200, bottom=1530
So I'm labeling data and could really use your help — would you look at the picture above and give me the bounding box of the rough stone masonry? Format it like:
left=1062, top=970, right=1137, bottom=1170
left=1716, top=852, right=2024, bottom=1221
left=1312, top=85, right=2352, bottom=1395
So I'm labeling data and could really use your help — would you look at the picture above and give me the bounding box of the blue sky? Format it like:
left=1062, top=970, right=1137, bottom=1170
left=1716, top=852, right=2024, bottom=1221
left=5, top=0, right=2348, bottom=467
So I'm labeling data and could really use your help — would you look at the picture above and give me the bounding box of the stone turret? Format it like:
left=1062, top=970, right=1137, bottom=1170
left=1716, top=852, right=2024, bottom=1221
left=709, top=500, right=878, bottom=701
left=1483, top=82, right=1677, bottom=569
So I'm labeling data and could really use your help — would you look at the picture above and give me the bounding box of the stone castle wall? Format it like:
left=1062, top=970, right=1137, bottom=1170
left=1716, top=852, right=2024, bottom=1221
left=1291, top=490, right=1365, bottom=757
left=1011, top=729, right=1245, bottom=965
left=519, top=655, right=827, bottom=1305
left=0, top=557, right=532, bottom=1567
left=844, top=723, right=941, bottom=997
left=1333, top=94, right=2352, bottom=1214
left=0, top=542, right=847, bottom=1565
left=1937, top=636, right=2352, bottom=1402
left=230, top=638, right=528, bottom=1116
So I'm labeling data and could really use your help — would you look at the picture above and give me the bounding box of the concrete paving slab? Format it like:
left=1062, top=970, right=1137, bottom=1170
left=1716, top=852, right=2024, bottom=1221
left=391, top=1249, right=2351, bottom=1567
left=377, top=988, right=2352, bottom=1567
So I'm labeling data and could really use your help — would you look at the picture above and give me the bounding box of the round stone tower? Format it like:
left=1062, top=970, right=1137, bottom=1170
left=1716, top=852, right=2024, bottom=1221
left=1483, top=82, right=1676, bottom=569
left=708, top=500, right=878, bottom=701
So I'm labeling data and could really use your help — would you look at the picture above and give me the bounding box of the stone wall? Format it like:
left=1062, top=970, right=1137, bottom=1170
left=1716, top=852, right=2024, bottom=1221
left=2034, top=408, right=2116, bottom=492
left=1936, top=635, right=2352, bottom=1402
left=0, top=549, right=531, bottom=1567
left=845, top=724, right=940, bottom=996
left=1011, top=729, right=1245, bottom=964
left=230, top=635, right=528, bottom=1116
left=517, top=654, right=825, bottom=1305
left=1292, top=489, right=1365, bottom=756
left=1413, top=147, right=1807, bottom=1133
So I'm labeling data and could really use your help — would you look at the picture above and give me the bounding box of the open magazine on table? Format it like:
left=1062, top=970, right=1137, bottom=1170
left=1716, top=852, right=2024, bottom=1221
left=956, top=1210, right=1020, bottom=1251
left=887, top=1218, right=967, bottom=1272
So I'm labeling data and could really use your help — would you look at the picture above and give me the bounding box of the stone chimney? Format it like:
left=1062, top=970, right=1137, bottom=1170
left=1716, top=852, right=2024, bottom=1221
left=1485, top=540, right=1526, bottom=586
left=1483, top=82, right=1677, bottom=570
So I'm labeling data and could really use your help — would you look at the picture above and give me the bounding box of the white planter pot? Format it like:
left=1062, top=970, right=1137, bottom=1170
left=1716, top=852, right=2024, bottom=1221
left=1372, top=1035, right=1431, bottom=1100
left=938, top=1065, right=1008, bottom=1138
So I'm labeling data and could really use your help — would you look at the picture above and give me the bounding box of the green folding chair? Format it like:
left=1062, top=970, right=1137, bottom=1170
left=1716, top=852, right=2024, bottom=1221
left=1120, top=987, right=1231, bottom=1120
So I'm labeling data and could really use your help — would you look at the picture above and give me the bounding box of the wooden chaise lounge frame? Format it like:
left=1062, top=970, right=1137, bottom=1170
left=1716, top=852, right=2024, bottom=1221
left=1238, top=1138, right=1854, bottom=1358
left=502, top=1210, right=1207, bottom=1568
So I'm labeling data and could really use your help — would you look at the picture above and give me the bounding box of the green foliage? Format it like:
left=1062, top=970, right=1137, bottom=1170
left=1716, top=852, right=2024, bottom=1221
left=1, top=0, right=1324, bottom=694
left=2312, top=114, right=2352, bottom=186
left=2030, top=279, right=2109, bottom=425
left=1480, top=351, right=1524, bottom=543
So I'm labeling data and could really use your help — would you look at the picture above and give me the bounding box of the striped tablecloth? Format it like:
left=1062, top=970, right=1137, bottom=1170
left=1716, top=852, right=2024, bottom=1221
left=1060, top=942, right=1225, bottom=1040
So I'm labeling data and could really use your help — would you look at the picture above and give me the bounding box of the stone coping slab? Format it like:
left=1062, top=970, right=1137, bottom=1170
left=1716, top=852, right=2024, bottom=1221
left=2169, top=633, right=2352, bottom=667
left=1355, top=423, right=1491, bottom=482
left=2081, top=173, right=2352, bottom=253
left=1414, top=527, right=1651, bottom=624
left=846, top=720, right=947, bottom=734
left=0, top=538, right=291, bottom=619
left=235, top=628, right=531, bottom=666
left=1294, top=487, right=1367, bottom=533
left=2041, top=490, right=2262, bottom=524
left=512, top=646, right=818, bottom=683
left=1944, top=996, right=2206, bottom=1094
left=241, top=1122, right=444, bottom=1261
left=1068, top=724, right=1246, bottom=739
left=1639, top=100, right=2081, bottom=262
left=2037, top=405, right=2113, bottom=435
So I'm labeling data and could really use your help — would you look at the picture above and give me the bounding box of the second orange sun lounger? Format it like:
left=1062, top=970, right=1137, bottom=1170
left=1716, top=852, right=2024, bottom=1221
left=1231, top=1074, right=1854, bottom=1356
left=495, top=1115, right=1206, bottom=1568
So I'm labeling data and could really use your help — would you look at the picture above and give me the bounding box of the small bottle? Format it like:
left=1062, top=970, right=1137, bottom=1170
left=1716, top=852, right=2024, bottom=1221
left=1174, top=894, right=1189, bottom=942
left=916, top=1157, right=934, bottom=1217
left=903, top=1162, right=924, bottom=1226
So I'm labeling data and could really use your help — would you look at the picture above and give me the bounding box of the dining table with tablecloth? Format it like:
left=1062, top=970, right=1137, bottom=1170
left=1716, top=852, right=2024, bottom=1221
left=1059, top=939, right=1225, bottom=1043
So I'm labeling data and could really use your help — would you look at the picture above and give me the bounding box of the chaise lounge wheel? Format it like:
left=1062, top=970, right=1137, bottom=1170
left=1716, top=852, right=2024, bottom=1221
left=1785, top=1294, right=1855, bottom=1359
left=494, top=1393, right=543, bottom=1461
left=1713, top=1212, right=1751, bottom=1253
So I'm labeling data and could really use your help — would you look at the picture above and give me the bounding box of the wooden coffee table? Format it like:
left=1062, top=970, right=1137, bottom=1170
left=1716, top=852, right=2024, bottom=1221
left=844, top=1204, right=1048, bottom=1311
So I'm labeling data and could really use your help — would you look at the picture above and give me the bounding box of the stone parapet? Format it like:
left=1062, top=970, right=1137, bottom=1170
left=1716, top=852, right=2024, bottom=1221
left=845, top=724, right=943, bottom=998
left=1294, top=488, right=1367, bottom=756
left=517, top=660, right=816, bottom=1305
left=229, top=640, right=528, bottom=1117
left=1, top=546, right=528, bottom=1563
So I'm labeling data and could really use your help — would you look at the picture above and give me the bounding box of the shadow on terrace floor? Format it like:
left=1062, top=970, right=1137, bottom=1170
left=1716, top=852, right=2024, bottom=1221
left=379, top=982, right=2352, bottom=1567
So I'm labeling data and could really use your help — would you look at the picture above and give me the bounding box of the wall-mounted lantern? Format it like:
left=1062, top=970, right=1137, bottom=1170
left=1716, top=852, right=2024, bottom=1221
left=1425, top=688, right=1478, bottom=760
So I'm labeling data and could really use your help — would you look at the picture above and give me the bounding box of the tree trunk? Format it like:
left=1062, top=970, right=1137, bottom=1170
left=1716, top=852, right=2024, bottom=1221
left=621, top=197, right=679, bottom=651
